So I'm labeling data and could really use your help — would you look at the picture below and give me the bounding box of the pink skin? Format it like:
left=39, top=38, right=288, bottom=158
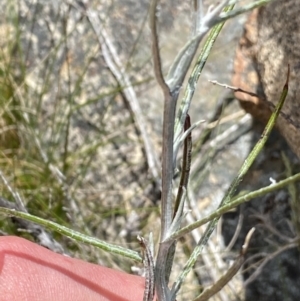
left=0, top=236, right=145, bottom=301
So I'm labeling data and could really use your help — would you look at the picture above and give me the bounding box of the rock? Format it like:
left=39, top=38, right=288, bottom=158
left=232, top=0, right=300, bottom=158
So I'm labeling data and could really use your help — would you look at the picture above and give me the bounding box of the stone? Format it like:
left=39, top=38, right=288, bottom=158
left=232, top=0, right=300, bottom=157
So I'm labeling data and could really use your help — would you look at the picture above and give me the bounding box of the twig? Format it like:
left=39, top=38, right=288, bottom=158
left=211, top=80, right=300, bottom=132
left=154, top=2, right=237, bottom=300
left=164, top=115, right=193, bottom=286
left=149, top=0, right=173, bottom=240
left=185, top=189, right=239, bottom=301
left=149, top=0, right=171, bottom=97
left=209, top=80, right=259, bottom=97
left=172, top=66, right=289, bottom=297
left=85, top=6, right=160, bottom=183
left=193, top=228, right=255, bottom=301
left=167, top=0, right=229, bottom=95
left=0, top=168, right=66, bottom=254
left=244, top=240, right=298, bottom=286
left=0, top=196, right=66, bottom=254
left=0, top=205, right=142, bottom=262
left=216, top=0, right=275, bottom=24
left=174, top=115, right=192, bottom=218
left=149, top=1, right=174, bottom=300
left=173, top=2, right=233, bottom=149
left=138, top=236, right=156, bottom=301
left=282, top=152, right=300, bottom=243
left=168, top=171, right=300, bottom=242
left=225, top=211, right=244, bottom=252
left=0, top=169, right=25, bottom=210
